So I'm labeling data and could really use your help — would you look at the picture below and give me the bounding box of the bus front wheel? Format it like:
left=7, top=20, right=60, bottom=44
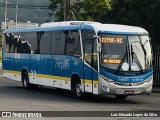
left=115, top=95, right=128, bottom=100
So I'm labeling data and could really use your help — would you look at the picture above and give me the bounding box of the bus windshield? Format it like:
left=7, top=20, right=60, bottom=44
left=99, top=34, right=152, bottom=71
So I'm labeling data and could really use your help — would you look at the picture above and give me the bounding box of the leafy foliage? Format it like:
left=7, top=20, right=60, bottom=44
left=49, top=0, right=160, bottom=44
left=107, top=0, right=160, bottom=43
left=80, top=0, right=111, bottom=22
left=49, top=0, right=111, bottom=21
left=49, top=0, right=82, bottom=21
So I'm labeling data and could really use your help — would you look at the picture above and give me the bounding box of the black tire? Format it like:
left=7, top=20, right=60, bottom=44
left=74, top=80, right=84, bottom=99
left=115, top=95, right=128, bottom=100
left=22, top=71, right=31, bottom=89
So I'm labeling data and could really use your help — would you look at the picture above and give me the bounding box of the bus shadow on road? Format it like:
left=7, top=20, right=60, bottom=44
left=152, top=87, right=160, bottom=93
left=8, top=85, right=144, bottom=105
left=79, top=94, right=143, bottom=105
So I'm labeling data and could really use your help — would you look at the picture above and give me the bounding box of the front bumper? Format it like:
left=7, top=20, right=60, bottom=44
left=99, top=76, right=153, bottom=95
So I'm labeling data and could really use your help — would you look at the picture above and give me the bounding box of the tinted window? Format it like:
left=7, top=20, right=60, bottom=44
left=3, top=33, right=10, bottom=52
left=40, top=32, right=51, bottom=54
left=66, top=30, right=81, bottom=56
left=26, top=32, right=37, bottom=54
left=3, top=31, right=51, bottom=54
left=51, top=31, right=65, bottom=55
left=100, top=34, right=127, bottom=71
left=82, top=29, right=97, bottom=69
left=82, top=29, right=96, bottom=63
left=3, top=33, right=11, bottom=53
left=16, top=32, right=31, bottom=53
left=3, top=33, right=22, bottom=53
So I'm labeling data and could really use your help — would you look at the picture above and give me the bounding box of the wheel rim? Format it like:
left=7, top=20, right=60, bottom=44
left=23, top=78, right=27, bottom=87
left=76, top=83, right=82, bottom=97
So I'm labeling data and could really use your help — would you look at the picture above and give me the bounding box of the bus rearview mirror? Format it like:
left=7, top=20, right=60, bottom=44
left=93, top=35, right=101, bottom=53
left=97, top=42, right=101, bottom=53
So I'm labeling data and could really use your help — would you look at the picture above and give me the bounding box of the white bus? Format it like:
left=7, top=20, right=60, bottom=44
left=2, top=21, right=153, bottom=99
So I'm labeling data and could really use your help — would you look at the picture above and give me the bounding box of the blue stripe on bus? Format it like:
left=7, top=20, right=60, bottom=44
left=100, top=67, right=153, bottom=83
left=2, top=53, right=98, bottom=81
left=3, top=52, right=152, bottom=83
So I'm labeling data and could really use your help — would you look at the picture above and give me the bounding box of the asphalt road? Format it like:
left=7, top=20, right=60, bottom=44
left=0, top=66, right=160, bottom=120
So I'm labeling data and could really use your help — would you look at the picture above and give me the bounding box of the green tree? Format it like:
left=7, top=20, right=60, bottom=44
left=80, top=0, right=111, bottom=22
left=49, top=0, right=111, bottom=22
left=48, top=0, right=160, bottom=44
left=49, top=0, right=82, bottom=21
left=49, top=0, right=64, bottom=21
left=107, top=0, right=160, bottom=44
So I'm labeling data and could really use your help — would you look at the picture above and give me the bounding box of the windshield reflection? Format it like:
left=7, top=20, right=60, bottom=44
left=99, top=34, right=152, bottom=72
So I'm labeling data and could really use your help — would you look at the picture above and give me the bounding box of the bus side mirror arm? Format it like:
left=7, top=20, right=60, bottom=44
left=93, top=35, right=101, bottom=53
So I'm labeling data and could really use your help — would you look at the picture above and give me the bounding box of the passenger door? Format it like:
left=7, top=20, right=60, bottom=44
left=82, top=30, right=98, bottom=94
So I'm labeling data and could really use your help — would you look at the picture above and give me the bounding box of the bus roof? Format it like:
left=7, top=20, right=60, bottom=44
left=40, top=21, right=101, bottom=27
left=89, top=24, right=148, bottom=35
left=3, top=21, right=148, bottom=35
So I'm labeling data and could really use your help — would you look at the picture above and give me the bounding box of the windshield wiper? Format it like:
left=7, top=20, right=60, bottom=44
left=140, top=39, right=147, bottom=63
left=116, top=53, right=128, bottom=73
left=130, top=43, right=144, bottom=72
left=117, top=45, right=128, bottom=72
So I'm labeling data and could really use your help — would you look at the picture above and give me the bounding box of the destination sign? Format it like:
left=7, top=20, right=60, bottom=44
left=103, top=59, right=121, bottom=64
left=101, top=37, right=123, bottom=43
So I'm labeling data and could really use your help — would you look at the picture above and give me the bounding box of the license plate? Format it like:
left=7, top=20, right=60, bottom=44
left=124, top=90, right=134, bottom=94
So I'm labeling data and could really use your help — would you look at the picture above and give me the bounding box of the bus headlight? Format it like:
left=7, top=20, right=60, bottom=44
left=145, top=76, right=153, bottom=82
left=100, top=74, right=115, bottom=83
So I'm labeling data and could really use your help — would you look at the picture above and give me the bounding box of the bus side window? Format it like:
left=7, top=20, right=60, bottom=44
left=65, top=30, right=81, bottom=57
left=3, top=33, right=20, bottom=53
left=35, top=32, right=45, bottom=54
left=3, top=33, right=10, bottom=53
left=82, top=29, right=98, bottom=70
left=13, top=33, right=31, bottom=53
left=51, top=31, right=65, bottom=55
left=40, top=31, right=51, bottom=54
left=9, top=33, right=14, bottom=53
left=26, top=32, right=37, bottom=54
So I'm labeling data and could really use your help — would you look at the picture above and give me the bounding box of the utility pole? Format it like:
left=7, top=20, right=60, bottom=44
left=4, top=0, right=8, bottom=29
left=64, top=0, right=70, bottom=21
left=64, top=0, right=67, bottom=21
left=68, top=0, right=70, bottom=20
left=16, top=0, right=18, bottom=29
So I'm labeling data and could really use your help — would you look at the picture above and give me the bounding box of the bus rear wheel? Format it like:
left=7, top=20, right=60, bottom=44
left=115, top=95, right=128, bottom=100
left=22, top=71, right=31, bottom=89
